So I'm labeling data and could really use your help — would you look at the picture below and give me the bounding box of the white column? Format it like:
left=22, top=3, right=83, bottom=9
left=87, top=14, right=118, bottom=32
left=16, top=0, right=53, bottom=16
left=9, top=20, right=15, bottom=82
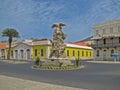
left=46, top=46, right=50, bottom=58
left=13, top=50, right=15, bottom=59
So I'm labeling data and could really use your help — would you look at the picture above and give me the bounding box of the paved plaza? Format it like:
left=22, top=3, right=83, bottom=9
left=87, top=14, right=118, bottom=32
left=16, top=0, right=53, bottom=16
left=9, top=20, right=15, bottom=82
left=0, top=60, right=120, bottom=90
left=0, top=75, right=85, bottom=90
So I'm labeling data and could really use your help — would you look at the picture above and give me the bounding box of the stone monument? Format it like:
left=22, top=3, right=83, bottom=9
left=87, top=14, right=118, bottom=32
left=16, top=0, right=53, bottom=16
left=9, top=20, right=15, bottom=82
left=49, top=22, right=66, bottom=59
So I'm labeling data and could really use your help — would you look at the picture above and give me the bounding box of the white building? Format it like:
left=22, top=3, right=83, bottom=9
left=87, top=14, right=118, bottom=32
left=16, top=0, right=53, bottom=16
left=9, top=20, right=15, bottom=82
left=92, top=20, right=120, bottom=61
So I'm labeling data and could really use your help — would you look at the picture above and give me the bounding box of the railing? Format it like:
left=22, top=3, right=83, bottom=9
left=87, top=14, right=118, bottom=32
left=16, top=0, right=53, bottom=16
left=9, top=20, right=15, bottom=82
left=92, top=42, right=120, bottom=48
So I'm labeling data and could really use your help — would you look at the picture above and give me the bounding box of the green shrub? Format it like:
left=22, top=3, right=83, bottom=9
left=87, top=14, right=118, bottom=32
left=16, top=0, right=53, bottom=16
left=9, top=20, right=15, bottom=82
left=59, top=61, right=63, bottom=67
left=75, top=58, right=80, bottom=67
left=34, top=57, right=40, bottom=66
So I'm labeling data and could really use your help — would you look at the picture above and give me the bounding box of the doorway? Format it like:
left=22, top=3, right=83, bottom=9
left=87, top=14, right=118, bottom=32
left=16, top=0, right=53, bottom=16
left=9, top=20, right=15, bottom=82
left=103, top=50, right=107, bottom=60
left=26, top=49, right=31, bottom=60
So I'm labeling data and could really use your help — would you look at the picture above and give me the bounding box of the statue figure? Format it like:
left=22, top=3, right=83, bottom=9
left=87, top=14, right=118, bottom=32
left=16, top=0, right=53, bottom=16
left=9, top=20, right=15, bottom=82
left=49, top=23, right=66, bottom=58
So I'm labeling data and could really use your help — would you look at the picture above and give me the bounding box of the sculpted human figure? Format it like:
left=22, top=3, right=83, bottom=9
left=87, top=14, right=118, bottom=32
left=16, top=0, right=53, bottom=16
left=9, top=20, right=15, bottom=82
left=49, top=23, right=66, bottom=58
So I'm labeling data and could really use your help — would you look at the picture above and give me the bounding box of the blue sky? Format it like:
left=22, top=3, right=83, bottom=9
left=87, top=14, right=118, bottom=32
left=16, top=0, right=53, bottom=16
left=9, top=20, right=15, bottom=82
left=0, top=0, right=120, bottom=42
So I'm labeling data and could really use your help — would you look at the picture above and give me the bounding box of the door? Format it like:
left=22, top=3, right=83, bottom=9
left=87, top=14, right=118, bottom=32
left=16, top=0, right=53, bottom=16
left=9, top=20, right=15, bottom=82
left=26, top=49, right=30, bottom=60
left=103, top=50, right=107, bottom=60
left=118, top=50, right=120, bottom=61
left=15, top=50, right=18, bottom=59
left=20, top=50, right=24, bottom=59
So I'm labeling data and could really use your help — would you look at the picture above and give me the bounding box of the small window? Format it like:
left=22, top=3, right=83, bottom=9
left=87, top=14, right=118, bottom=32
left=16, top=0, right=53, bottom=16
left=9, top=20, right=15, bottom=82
left=103, top=29, right=106, bottom=34
left=41, top=49, right=44, bottom=57
left=110, top=27, right=113, bottom=33
left=118, top=26, right=120, bottom=32
left=96, top=50, right=99, bottom=57
left=111, top=49, right=114, bottom=57
left=73, top=50, right=75, bottom=56
left=103, top=39, right=106, bottom=44
left=82, top=51, right=84, bottom=57
left=90, top=52, right=91, bottom=57
left=35, top=49, right=37, bottom=56
left=110, top=38, right=113, bottom=44
left=67, top=50, right=69, bottom=56
left=86, top=51, right=88, bottom=57
left=95, top=30, right=99, bottom=35
left=78, top=51, right=80, bottom=57
left=119, top=37, right=120, bottom=43
left=11, top=51, right=13, bottom=57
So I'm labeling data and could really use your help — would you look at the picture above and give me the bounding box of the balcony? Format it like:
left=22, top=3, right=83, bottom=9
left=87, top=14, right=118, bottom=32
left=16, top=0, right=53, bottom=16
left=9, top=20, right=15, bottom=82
left=92, top=42, right=120, bottom=48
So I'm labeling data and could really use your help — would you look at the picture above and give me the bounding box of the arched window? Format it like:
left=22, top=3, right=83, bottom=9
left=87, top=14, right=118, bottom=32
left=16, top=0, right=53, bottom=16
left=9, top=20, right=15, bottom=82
left=96, top=50, right=99, bottom=57
left=15, top=50, right=18, bottom=59
left=20, top=50, right=24, bottom=59
left=26, top=49, right=30, bottom=59
left=111, top=49, right=114, bottom=57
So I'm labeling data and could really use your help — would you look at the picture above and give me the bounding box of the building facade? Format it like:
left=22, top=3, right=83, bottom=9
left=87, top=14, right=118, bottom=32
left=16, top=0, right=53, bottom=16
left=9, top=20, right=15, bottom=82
left=0, top=41, right=6, bottom=59
left=5, top=39, right=93, bottom=60
left=92, top=20, right=120, bottom=61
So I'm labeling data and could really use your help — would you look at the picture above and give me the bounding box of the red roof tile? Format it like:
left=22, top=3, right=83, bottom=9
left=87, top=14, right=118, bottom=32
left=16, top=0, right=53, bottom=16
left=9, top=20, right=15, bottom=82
left=0, top=42, right=7, bottom=49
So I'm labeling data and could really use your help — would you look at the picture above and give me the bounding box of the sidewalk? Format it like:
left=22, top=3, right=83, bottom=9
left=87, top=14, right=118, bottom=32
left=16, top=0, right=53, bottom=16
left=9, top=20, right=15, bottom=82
left=0, top=75, right=86, bottom=90
left=0, top=59, right=28, bottom=64
left=87, top=60, right=120, bottom=64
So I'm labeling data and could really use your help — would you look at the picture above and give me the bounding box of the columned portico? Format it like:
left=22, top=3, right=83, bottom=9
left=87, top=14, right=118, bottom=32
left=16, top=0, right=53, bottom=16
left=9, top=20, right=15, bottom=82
left=46, top=46, right=50, bottom=58
left=13, top=43, right=32, bottom=60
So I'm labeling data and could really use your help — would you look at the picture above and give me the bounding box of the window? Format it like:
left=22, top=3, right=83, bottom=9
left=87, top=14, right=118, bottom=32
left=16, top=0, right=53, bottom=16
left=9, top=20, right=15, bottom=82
left=111, top=49, right=114, bottom=57
left=90, top=52, right=91, bottom=57
left=67, top=50, right=69, bottom=56
left=73, top=50, right=75, bottom=56
left=86, top=51, right=88, bottom=57
left=40, top=49, right=44, bottom=57
left=82, top=51, right=84, bottom=57
left=20, top=50, right=24, bottom=59
left=110, top=38, right=113, bottom=46
left=78, top=51, right=80, bottom=57
left=103, top=39, right=106, bottom=44
left=35, top=49, right=37, bottom=56
left=96, top=39, right=99, bottom=47
left=118, top=26, right=120, bottom=32
left=11, top=51, right=13, bottom=57
left=95, top=30, right=99, bottom=35
left=103, top=29, right=106, bottom=34
left=119, top=37, right=120, bottom=43
left=110, top=27, right=113, bottom=33
left=96, top=50, right=99, bottom=57
left=15, top=50, right=18, bottom=59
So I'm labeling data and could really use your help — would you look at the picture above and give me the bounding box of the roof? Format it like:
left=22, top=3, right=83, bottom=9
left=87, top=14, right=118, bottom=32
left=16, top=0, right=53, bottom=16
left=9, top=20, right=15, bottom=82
left=6, top=39, right=92, bottom=50
left=8, top=39, right=51, bottom=48
left=93, top=19, right=120, bottom=28
left=66, top=43, right=92, bottom=49
left=0, top=42, right=7, bottom=49
left=75, top=36, right=93, bottom=42
left=73, top=42, right=87, bottom=46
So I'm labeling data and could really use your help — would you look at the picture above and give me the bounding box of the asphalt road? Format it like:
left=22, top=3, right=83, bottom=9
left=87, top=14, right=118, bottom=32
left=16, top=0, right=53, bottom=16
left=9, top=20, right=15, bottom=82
left=0, top=60, right=120, bottom=90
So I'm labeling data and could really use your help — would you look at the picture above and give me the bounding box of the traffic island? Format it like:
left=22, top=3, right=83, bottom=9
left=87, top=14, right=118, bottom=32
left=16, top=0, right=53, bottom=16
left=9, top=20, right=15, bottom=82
left=33, top=57, right=83, bottom=70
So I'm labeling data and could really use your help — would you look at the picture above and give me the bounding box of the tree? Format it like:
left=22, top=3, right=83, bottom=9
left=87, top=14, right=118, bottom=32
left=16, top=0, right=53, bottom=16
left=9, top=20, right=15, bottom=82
left=2, top=28, right=20, bottom=59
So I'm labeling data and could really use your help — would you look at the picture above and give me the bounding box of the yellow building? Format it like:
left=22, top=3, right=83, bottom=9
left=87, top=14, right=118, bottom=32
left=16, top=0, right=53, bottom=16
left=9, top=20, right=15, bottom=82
left=92, top=19, right=120, bottom=61
left=6, top=39, right=93, bottom=60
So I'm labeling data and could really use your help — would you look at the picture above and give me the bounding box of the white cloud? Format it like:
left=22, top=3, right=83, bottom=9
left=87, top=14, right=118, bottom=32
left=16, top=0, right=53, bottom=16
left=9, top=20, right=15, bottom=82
left=0, top=0, right=65, bottom=24
left=88, top=0, right=120, bottom=23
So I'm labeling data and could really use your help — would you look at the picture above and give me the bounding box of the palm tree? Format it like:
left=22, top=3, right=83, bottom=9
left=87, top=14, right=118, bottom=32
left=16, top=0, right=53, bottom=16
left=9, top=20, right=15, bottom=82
left=2, top=28, right=20, bottom=59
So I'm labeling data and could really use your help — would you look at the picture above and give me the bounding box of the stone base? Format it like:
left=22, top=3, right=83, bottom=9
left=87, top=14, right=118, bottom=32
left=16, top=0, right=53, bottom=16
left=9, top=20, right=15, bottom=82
left=42, top=58, right=75, bottom=66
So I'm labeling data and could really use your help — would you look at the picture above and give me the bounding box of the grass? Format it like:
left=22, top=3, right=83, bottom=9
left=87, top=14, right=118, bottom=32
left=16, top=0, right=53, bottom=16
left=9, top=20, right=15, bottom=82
left=33, top=64, right=81, bottom=70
